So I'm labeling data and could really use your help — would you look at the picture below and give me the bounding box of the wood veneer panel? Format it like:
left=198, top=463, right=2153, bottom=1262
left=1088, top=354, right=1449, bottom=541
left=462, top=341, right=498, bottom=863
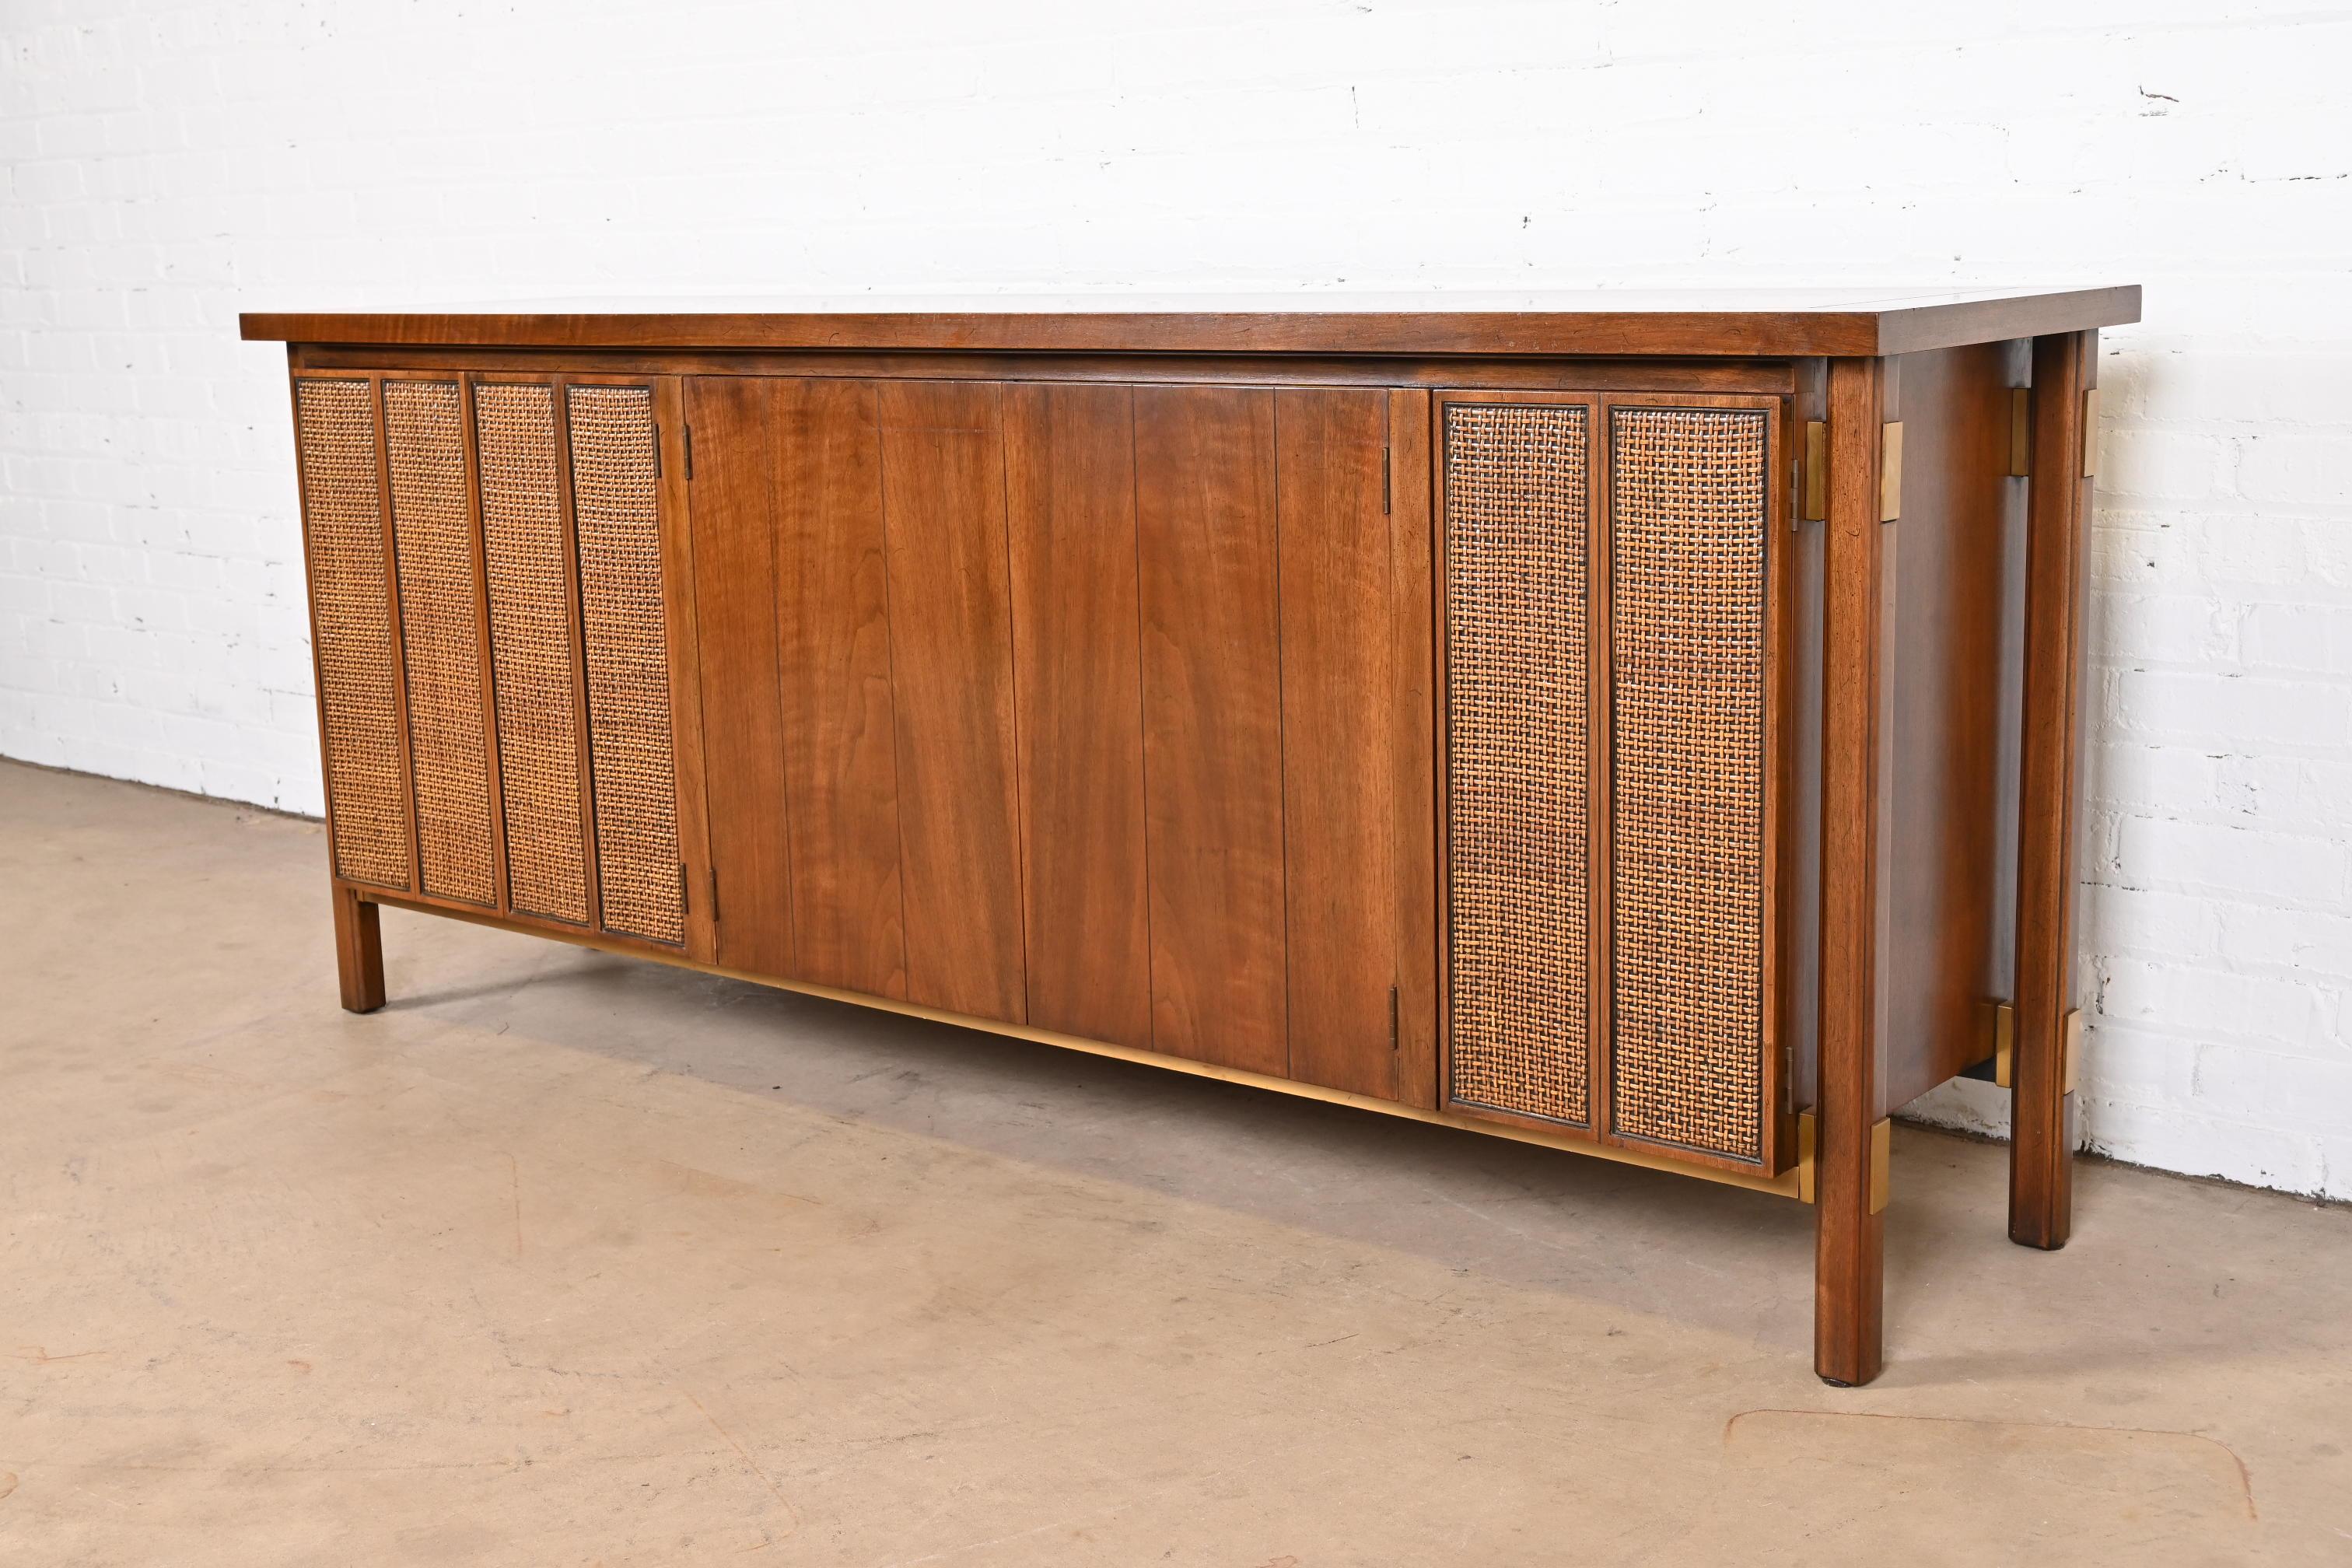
left=876, top=380, right=1028, bottom=1024
left=1881, top=343, right=2025, bottom=1107
left=683, top=376, right=797, bottom=978
left=242, top=285, right=2142, bottom=359
left=1134, top=384, right=1289, bottom=1076
left=1004, top=383, right=1152, bottom=1048
left=774, top=379, right=908, bottom=999
left=1278, top=387, right=1402, bottom=1100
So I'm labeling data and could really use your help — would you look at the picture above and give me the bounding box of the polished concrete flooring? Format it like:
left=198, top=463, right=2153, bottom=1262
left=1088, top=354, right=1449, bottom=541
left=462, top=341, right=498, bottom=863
left=2, top=758, right=2347, bottom=1565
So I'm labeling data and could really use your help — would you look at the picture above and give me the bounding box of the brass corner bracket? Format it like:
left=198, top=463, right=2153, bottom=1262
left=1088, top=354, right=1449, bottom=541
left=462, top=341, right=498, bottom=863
left=1789, top=1111, right=1889, bottom=1214
left=1990, top=999, right=2081, bottom=1095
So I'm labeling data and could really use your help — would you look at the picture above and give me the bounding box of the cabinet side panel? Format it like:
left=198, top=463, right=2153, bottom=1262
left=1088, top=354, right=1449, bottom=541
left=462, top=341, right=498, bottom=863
left=1609, top=407, right=1769, bottom=1163
left=474, top=381, right=590, bottom=924
left=774, top=379, right=907, bottom=998
left=1134, top=385, right=1289, bottom=1076
left=877, top=380, right=1028, bottom=1024
left=684, top=377, right=797, bottom=978
left=1004, top=383, right=1153, bottom=1048
left=1278, top=387, right=1401, bottom=1100
left=1883, top=342, right=2025, bottom=1105
left=295, top=377, right=412, bottom=890
left=1442, top=401, right=1593, bottom=1126
left=569, top=383, right=684, bottom=946
left=383, top=380, right=494, bottom=904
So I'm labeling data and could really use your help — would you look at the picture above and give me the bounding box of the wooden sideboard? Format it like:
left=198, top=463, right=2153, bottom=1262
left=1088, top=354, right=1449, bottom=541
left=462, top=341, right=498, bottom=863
left=242, top=289, right=2138, bottom=1383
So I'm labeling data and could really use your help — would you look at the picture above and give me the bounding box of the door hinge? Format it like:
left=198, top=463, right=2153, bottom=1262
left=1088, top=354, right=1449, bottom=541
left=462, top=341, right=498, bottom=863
left=707, top=865, right=719, bottom=922
left=1389, top=985, right=1400, bottom=1052
left=1801, top=421, right=1826, bottom=522
left=1879, top=421, right=1903, bottom=523
left=653, top=422, right=664, bottom=479
left=1381, top=446, right=1392, bottom=514
left=677, top=862, right=688, bottom=915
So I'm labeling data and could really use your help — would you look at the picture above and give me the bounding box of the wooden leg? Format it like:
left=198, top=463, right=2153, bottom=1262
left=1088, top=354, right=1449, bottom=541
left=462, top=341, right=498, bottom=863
left=332, top=883, right=387, bottom=1013
left=1815, top=355, right=1895, bottom=1386
left=2010, top=331, right=2097, bottom=1251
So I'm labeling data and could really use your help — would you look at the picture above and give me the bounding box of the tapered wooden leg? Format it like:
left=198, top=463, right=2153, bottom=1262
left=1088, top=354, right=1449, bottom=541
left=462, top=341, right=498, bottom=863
left=2010, top=331, right=2098, bottom=1251
left=1815, top=355, right=1896, bottom=1386
left=332, top=883, right=386, bottom=1013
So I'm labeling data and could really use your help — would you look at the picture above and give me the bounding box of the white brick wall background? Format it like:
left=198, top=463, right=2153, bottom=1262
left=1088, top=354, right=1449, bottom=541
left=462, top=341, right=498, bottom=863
left=3, top=2, right=2347, bottom=1197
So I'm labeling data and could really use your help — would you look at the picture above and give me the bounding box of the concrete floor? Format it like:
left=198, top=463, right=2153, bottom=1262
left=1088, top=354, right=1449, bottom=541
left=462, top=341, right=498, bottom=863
left=2, top=759, right=2347, bottom=1566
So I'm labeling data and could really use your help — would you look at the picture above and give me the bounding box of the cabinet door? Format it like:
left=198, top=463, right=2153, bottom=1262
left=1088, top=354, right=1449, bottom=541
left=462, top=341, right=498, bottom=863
left=293, top=372, right=703, bottom=954
left=684, top=376, right=1024, bottom=1023
left=1435, top=390, right=1783, bottom=1171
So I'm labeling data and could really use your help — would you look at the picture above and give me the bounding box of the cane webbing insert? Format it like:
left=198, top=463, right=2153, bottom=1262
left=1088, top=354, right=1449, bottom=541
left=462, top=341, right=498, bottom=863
left=567, top=384, right=683, bottom=946
left=295, top=378, right=411, bottom=891
left=384, top=380, right=495, bottom=905
left=1609, top=407, right=1768, bottom=1162
left=1443, top=401, right=1591, bottom=1125
left=474, top=382, right=590, bottom=925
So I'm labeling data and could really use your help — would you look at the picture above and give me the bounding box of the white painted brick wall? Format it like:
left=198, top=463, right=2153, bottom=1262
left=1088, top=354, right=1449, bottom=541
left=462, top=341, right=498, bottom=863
left=4, top=1, right=2347, bottom=1197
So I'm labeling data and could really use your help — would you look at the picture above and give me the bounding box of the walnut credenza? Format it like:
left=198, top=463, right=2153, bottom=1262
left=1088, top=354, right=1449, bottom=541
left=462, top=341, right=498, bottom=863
left=243, top=289, right=2138, bottom=1384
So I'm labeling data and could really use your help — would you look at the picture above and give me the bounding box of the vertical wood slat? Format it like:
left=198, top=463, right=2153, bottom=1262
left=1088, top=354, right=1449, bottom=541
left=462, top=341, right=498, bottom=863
left=1278, top=387, right=1401, bottom=1100
left=876, top=379, right=1028, bottom=1024
left=474, top=380, right=592, bottom=923
left=568, top=382, right=684, bottom=945
left=774, top=379, right=906, bottom=997
left=1389, top=388, right=1440, bottom=1111
left=685, top=376, right=798, bottom=978
left=1134, top=385, right=1290, bottom=1077
left=1006, top=383, right=1152, bottom=1050
left=653, top=378, right=717, bottom=964
left=292, top=374, right=413, bottom=891
left=383, top=377, right=496, bottom=905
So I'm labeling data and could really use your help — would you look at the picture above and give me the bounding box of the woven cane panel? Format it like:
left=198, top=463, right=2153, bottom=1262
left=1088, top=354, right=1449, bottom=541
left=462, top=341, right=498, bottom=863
left=383, top=380, right=495, bottom=905
left=294, top=379, right=411, bottom=890
left=1609, top=408, right=1768, bottom=1161
left=1443, top=402, right=1591, bottom=1125
left=474, top=382, right=590, bottom=924
left=567, top=385, right=683, bottom=945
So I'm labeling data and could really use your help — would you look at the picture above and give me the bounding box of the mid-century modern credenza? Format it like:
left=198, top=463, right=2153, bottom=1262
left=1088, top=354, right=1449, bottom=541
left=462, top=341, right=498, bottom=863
left=242, top=289, right=2137, bottom=1383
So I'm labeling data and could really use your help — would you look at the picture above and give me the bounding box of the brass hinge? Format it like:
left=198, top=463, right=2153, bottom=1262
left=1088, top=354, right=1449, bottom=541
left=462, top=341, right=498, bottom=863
left=2008, top=389, right=2030, bottom=478
left=2081, top=387, right=2101, bottom=478
left=1797, top=1111, right=1817, bottom=1204
left=1381, top=446, right=1391, bottom=515
left=1879, top=422, right=1903, bottom=523
left=1802, top=421, right=1826, bottom=522
left=1869, top=1117, right=1892, bottom=1216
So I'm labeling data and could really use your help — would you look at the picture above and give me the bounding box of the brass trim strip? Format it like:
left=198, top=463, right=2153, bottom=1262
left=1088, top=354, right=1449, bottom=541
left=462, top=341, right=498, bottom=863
left=358, top=886, right=1811, bottom=1201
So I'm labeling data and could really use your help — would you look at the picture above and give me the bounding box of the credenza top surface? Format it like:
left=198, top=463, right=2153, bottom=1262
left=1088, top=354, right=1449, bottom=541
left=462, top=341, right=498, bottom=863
left=242, top=285, right=2139, bottom=359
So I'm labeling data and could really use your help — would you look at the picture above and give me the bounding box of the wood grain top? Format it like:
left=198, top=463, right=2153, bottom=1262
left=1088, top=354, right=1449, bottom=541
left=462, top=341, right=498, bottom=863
left=243, top=286, right=2139, bottom=359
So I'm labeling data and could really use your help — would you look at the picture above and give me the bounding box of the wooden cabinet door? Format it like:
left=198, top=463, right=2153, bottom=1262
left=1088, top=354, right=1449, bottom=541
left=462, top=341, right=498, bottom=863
left=684, top=376, right=1025, bottom=1023
left=292, top=370, right=707, bottom=957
